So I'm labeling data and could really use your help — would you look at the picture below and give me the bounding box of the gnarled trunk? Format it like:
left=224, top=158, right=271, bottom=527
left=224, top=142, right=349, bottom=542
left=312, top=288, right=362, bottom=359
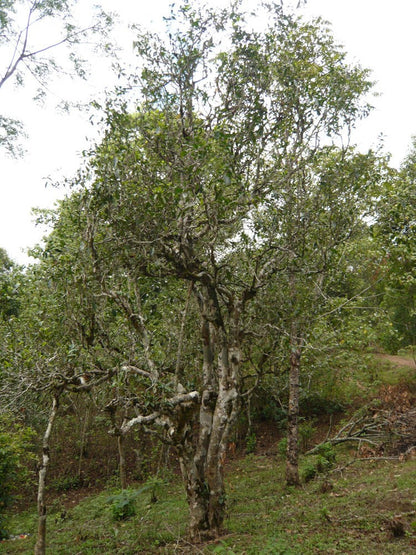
left=286, top=338, right=301, bottom=487
left=182, top=291, right=241, bottom=539
left=174, top=392, right=211, bottom=540
left=182, top=381, right=239, bottom=540
left=206, top=339, right=240, bottom=532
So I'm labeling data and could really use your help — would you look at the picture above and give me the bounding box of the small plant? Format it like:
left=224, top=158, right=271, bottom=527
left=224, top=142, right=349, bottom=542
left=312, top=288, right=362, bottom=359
left=107, top=489, right=138, bottom=521
left=245, top=433, right=257, bottom=454
left=319, top=506, right=332, bottom=522
left=146, top=476, right=166, bottom=504
left=107, top=477, right=166, bottom=521
left=315, top=442, right=336, bottom=465
left=212, top=540, right=237, bottom=553
left=277, top=437, right=287, bottom=460
left=301, top=443, right=336, bottom=483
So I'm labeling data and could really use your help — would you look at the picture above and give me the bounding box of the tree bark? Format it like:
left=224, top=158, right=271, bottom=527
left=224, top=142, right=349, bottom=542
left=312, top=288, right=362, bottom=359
left=117, top=434, right=127, bottom=490
left=34, top=393, right=60, bottom=555
left=286, top=340, right=301, bottom=487
left=178, top=434, right=210, bottom=540
left=172, top=390, right=210, bottom=541
left=206, top=339, right=240, bottom=532
left=185, top=295, right=216, bottom=540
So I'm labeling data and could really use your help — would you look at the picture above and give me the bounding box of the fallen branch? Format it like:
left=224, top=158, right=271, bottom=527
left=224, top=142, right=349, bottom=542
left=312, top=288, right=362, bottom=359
left=306, top=404, right=412, bottom=457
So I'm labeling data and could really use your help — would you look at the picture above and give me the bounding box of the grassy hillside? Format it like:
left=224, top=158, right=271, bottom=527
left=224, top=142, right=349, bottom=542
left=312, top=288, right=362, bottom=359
left=2, top=450, right=416, bottom=554
left=1, top=356, right=416, bottom=554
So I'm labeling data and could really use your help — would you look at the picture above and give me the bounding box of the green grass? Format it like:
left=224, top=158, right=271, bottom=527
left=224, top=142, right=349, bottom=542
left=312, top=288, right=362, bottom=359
left=2, top=451, right=416, bottom=554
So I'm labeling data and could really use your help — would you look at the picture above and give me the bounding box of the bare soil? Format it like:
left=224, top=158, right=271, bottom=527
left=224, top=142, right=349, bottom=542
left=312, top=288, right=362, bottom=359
left=377, top=353, right=416, bottom=369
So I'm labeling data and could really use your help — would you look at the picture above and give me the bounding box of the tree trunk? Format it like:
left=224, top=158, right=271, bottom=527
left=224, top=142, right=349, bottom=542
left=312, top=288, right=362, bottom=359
left=34, top=393, right=60, bottom=555
left=185, top=298, right=216, bottom=540
left=117, top=434, right=127, bottom=490
left=286, top=342, right=301, bottom=486
left=174, top=395, right=210, bottom=541
left=205, top=339, right=240, bottom=533
left=179, top=441, right=210, bottom=540
left=169, top=285, right=243, bottom=540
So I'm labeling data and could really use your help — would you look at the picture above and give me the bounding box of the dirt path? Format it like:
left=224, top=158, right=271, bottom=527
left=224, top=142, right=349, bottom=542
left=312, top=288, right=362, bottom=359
left=377, top=353, right=416, bottom=369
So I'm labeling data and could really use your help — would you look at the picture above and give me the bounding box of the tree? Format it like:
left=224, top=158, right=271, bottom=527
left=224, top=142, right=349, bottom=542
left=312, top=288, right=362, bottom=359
left=375, top=140, right=416, bottom=353
left=0, top=233, right=117, bottom=554
left=254, top=147, right=385, bottom=485
left=0, top=0, right=113, bottom=155
left=12, top=0, right=376, bottom=542
left=53, top=0, right=373, bottom=538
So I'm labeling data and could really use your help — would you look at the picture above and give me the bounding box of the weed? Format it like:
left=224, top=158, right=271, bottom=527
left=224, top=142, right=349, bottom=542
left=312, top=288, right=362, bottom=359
left=106, top=477, right=166, bottom=521
left=212, top=540, right=237, bottom=553
left=245, top=433, right=257, bottom=454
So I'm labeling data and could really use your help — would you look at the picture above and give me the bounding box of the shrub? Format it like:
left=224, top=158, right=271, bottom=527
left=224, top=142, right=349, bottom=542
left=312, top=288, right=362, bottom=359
left=0, top=416, right=36, bottom=539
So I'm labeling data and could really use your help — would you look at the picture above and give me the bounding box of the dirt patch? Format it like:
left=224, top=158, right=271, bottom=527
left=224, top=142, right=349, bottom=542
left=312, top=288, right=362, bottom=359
left=377, top=353, right=416, bottom=369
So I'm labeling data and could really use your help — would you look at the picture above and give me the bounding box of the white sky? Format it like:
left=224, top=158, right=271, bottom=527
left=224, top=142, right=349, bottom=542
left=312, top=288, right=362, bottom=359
left=1, top=0, right=416, bottom=265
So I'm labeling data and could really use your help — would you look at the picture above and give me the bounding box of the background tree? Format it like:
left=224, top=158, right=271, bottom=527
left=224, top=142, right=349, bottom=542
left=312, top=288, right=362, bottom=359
left=250, top=146, right=385, bottom=485
left=0, top=0, right=113, bottom=155
left=375, top=140, right=416, bottom=354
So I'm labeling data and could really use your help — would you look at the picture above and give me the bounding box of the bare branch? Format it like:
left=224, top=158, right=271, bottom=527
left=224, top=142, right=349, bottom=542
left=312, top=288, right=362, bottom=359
left=120, top=391, right=199, bottom=435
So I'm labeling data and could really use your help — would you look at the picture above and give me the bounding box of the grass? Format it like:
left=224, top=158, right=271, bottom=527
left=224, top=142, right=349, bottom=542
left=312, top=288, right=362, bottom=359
left=2, top=449, right=416, bottom=554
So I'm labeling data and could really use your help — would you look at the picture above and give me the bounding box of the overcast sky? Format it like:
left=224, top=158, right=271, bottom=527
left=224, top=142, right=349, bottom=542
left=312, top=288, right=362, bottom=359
left=1, top=0, right=416, bottom=265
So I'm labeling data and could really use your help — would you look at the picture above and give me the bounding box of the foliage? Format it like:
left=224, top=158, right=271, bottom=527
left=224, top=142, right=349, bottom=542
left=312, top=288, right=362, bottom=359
left=374, top=139, right=416, bottom=351
left=107, top=489, right=138, bottom=521
left=0, top=248, right=21, bottom=320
